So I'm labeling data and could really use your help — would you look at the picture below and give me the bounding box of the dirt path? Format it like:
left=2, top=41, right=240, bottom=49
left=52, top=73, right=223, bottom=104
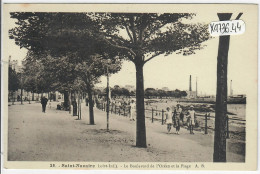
left=7, top=102, right=245, bottom=162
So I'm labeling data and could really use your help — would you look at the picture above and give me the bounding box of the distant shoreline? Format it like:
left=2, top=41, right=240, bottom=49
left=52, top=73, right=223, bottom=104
left=143, top=97, right=246, bottom=104
left=177, top=98, right=246, bottom=104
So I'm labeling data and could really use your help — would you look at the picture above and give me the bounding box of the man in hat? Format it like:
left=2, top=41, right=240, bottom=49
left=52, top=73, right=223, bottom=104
left=174, top=104, right=182, bottom=134
left=187, top=105, right=196, bottom=134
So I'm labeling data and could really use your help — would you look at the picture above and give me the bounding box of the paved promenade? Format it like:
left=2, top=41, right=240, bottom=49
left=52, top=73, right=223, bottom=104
left=7, top=101, right=245, bottom=162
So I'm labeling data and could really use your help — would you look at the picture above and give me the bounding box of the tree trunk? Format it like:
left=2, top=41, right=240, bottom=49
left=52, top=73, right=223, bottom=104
left=87, top=87, right=95, bottom=125
left=213, top=13, right=232, bottom=162
left=135, top=62, right=147, bottom=148
left=80, top=92, right=82, bottom=119
left=77, top=92, right=79, bottom=118
left=12, top=91, right=15, bottom=105
left=63, top=91, right=69, bottom=110
left=73, top=91, right=77, bottom=116
left=69, top=90, right=72, bottom=114
left=21, top=88, right=23, bottom=104
left=77, top=92, right=80, bottom=119
left=32, top=92, right=34, bottom=101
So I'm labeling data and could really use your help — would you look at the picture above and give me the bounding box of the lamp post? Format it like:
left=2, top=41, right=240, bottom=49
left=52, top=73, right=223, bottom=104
left=106, top=61, right=111, bottom=132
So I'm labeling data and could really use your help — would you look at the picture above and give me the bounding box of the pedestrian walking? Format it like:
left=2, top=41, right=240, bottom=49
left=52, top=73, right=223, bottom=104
left=129, top=100, right=135, bottom=121
left=174, top=104, right=182, bottom=134
left=41, top=96, right=48, bottom=113
left=165, top=107, right=173, bottom=133
left=187, top=105, right=196, bottom=134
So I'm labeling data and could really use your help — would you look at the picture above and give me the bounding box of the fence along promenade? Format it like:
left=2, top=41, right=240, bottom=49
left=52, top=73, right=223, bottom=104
left=95, top=101, right=245, bottom=139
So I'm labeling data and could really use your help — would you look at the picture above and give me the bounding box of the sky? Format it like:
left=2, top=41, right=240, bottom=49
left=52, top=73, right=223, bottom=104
left=5, top=8, right=256, bottom=96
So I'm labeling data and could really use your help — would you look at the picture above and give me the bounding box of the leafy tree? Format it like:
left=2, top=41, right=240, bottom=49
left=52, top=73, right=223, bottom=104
left=121, top=88, right=130, bottom=96
left=145, top=88, right=188, bottom=99
left=40, top=53, right=83, bottom=110
left=9, top=13, right=121, bottom=119
left=111, top=86, right=130, bottom=97
left=9, top=12, right=97, bottom=89
left=9, top=12, right=210, bottom=147
left=95, top=13, right=210, bottom=147
left=22, top=52, right=51, bottom=95
left=145, top=88, right=156, bottom=98
left=75, top=54, right=121, bottom=124
left=9, top=13, right=99, bottom=56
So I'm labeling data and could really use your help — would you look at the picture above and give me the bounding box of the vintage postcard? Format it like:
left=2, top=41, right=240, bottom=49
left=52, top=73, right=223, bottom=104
left=1, top=3, right=258, bottom=172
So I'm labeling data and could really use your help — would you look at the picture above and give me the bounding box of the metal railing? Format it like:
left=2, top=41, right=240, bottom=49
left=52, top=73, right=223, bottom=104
left=95, top=102, right=245, bottom=139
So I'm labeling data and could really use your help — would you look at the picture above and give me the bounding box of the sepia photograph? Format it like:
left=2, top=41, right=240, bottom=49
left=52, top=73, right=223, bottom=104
left=1, top=3, right=258, bottom=171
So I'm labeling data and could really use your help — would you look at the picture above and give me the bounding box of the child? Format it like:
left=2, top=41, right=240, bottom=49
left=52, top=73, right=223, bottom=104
left=187, top=105, right=196, bottom=134
left=165, top=107, right=173, bottom=133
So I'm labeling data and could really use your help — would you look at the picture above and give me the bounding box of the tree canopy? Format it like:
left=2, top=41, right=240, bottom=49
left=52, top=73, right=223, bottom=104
left=9, top=12, right=210, bottom=147
left=92, top=13, right=210, bottom=147
left=144, top=88, right=187, bottom=98
left=22, top=51, right=55, bottom=94
left=93, top=13, right=210, bottom=64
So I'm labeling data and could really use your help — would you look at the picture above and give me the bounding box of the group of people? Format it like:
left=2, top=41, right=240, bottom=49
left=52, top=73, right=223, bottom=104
left=95, top=98, right=197, bottom=135
left=122, top=100, right=197, bottom=135
left=109, top=98, right=136, bottom=121
left=165, top=104, right=196, bottom=135
left=108, top=98, right=136, bottom=121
